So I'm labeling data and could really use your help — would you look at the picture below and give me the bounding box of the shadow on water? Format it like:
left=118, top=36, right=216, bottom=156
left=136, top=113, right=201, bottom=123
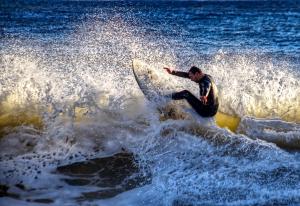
left=56, top=152, right=151, bottom=201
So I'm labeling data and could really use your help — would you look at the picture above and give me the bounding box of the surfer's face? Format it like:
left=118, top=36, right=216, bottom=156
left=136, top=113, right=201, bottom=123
left=189, top=71, right=202, bottom=82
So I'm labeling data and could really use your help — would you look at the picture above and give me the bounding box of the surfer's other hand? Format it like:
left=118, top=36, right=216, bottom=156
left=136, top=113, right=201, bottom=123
left=164, top=67, right=173, bottom=74
left=200, top=96, right=208, bottom=105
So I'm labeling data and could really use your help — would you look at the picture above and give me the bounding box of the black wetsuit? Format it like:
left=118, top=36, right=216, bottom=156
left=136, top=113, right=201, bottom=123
left=171, top=71, right=219, bottom=117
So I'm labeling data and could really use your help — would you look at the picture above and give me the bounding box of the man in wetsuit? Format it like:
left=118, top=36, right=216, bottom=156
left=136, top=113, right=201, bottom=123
left=164, top=66, right=219, bottom=117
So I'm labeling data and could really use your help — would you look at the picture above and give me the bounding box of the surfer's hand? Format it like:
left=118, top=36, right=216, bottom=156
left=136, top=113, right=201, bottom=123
left=164, top=67, right=173, bottom=74
left=200, top=96, right=208, bottom=105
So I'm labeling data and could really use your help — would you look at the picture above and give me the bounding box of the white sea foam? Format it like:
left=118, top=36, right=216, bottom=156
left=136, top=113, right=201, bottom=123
left=237, top=116, right=300, bottom=149
left=0, top=18, right=300, bottom=206
left=206, top=51, right=300, bottom=122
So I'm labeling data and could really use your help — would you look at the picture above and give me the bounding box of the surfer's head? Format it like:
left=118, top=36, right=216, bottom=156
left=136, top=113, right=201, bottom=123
left=188, top=66, right=203, bottom=82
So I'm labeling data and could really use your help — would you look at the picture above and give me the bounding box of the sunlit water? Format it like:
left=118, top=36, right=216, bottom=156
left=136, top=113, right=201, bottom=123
left=0, top=1, right=299, bottom=205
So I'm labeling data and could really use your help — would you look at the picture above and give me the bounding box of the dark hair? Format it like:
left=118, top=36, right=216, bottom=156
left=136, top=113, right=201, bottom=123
left=189, top=66, right=202, bottom=74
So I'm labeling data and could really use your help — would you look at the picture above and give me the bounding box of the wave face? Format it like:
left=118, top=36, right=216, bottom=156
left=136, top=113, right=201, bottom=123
left=0, top=1, right=300, bottom=206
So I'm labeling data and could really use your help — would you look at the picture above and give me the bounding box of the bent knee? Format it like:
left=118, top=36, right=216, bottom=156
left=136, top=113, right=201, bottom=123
left=180, top=90, right=191, bottom=97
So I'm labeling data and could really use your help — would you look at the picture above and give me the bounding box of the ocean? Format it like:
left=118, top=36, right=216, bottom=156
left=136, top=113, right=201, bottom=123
left=0, top=1, right=299, bottom=205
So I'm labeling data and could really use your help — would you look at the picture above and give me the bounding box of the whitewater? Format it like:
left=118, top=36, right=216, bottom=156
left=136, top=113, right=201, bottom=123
left=0, top=1, right=299, bottom=205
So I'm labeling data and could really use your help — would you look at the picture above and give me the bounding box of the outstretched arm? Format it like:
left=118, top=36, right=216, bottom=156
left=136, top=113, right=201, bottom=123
left=163, top=67, right=189, bottom=78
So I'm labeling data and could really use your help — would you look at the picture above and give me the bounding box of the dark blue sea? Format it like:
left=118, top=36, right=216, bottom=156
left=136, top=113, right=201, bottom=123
left=0, top=1, right=300, bottom=205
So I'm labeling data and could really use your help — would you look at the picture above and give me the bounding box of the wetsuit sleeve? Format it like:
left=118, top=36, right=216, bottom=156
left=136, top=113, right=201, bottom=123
left=171, top=71, right=189, bottom=78
left=200, top=79, right=211, bottom=97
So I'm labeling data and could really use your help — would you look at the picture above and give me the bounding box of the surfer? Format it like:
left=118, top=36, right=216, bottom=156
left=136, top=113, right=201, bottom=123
left=164, top=66, right=219, bottom=117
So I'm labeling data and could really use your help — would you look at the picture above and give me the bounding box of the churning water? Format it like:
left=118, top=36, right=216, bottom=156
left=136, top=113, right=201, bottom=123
left=0, top=1, right=299, bottom=205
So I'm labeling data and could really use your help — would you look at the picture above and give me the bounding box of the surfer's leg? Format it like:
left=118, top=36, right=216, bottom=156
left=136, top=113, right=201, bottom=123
left=171, top=90, right=195, bottom=100
left=172, top=90, right=218, bottom=117
left=172, top=90, right=203, bottom=112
